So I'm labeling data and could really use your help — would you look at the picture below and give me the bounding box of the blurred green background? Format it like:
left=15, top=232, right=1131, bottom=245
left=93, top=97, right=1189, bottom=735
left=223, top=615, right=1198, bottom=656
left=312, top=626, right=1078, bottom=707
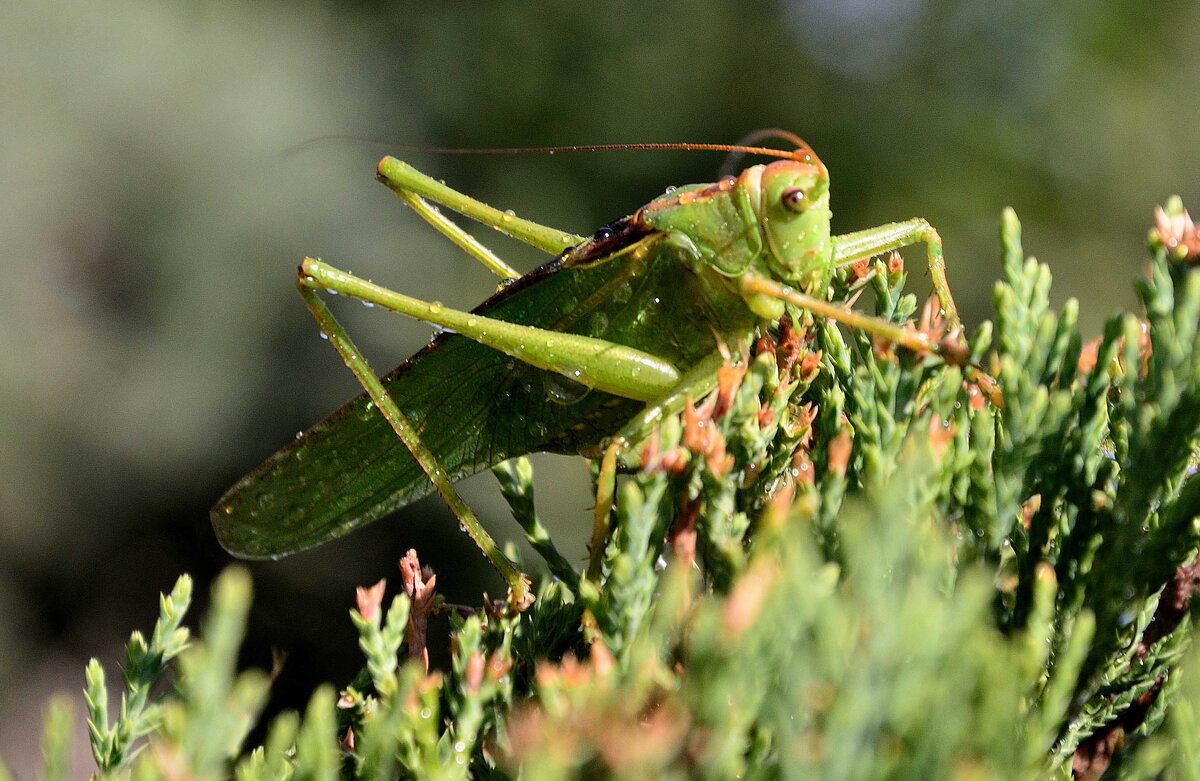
left=3, top=0, right=1198, bottom=772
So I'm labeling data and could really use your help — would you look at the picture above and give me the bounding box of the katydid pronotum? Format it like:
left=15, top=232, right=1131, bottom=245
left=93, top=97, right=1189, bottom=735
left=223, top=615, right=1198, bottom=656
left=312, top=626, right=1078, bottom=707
left=212, top=134, right=995, bottom=609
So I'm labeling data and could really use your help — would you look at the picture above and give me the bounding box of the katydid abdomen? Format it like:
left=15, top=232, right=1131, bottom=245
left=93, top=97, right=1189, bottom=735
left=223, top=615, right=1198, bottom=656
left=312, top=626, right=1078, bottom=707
left=213, top=231, right=757, bottom=559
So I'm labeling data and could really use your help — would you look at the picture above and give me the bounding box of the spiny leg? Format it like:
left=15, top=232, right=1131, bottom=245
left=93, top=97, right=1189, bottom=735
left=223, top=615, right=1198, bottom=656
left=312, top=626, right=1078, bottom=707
left=833, top=219, right=960, bottom=334
left=740, top=274, right=1002, bottom=407
left=586, top=350, right=733, bottom=579
left=587, top=441, right=621, bottom=581
left=296, top=280, right=534, bottom=609
left=377, top=157, right=585, bottom=265
left=300, top=258, right=682, bottom=402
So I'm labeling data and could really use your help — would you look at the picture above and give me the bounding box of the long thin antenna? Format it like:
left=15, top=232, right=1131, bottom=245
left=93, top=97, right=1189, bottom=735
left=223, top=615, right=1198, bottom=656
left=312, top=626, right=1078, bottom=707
left=282, top=135, right=802, bottom=162
left=719, top=128, right=819, bottom=177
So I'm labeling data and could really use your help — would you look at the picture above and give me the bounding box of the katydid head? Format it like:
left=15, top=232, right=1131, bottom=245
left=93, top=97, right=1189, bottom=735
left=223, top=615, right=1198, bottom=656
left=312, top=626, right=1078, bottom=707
left=760, top=156, right=832, bottom=288
left=585, top=135, right=833, bottom=321
left=736, top=153, right=832, bottom=320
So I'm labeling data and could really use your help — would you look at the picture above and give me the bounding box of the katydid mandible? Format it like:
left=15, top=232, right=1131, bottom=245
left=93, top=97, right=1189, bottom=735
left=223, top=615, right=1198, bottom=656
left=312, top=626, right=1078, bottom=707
left=212, top=134, right=985, bottom=608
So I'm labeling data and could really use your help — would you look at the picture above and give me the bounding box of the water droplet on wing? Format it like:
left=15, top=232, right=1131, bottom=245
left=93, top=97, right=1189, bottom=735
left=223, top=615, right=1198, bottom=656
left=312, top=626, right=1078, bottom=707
left=544, top=372, right=591, bottom=405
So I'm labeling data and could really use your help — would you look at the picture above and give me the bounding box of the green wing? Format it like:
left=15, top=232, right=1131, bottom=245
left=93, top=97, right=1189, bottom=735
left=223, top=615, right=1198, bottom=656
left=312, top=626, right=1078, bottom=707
left=211, top=237, right=753, bottom=558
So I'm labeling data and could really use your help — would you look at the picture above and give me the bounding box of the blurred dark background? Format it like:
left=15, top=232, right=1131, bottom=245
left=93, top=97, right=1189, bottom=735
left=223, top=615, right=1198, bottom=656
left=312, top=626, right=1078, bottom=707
left=3, top=0, right=1198, bottom=773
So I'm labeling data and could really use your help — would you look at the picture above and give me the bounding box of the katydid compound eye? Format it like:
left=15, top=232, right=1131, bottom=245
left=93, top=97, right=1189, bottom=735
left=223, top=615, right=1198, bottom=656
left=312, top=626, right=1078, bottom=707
left=781, top=187, right=807, bottom=213
left=592, top=226, right=614, bottom=242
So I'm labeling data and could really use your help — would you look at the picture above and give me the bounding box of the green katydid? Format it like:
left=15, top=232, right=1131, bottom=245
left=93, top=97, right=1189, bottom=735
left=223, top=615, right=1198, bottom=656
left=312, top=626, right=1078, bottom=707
left=211, top=133, right=992, bottom=608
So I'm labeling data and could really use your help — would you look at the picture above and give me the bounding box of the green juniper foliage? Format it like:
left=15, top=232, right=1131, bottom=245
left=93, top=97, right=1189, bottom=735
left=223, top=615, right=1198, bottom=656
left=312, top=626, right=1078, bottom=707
left=17, top=200, right=1200, bottom=779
